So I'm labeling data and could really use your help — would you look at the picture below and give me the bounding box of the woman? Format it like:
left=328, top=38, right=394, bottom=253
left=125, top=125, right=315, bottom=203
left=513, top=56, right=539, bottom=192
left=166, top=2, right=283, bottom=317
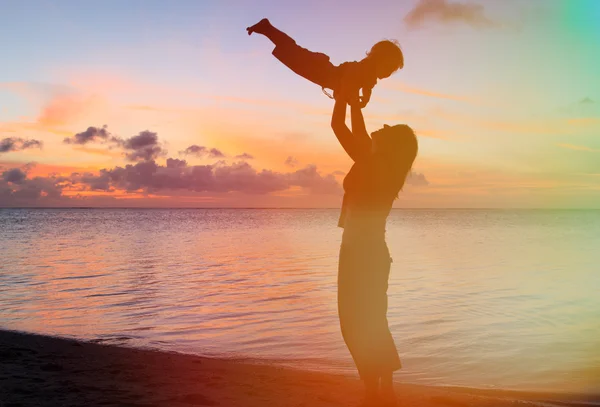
left=331, top=88, right=418, bottom=406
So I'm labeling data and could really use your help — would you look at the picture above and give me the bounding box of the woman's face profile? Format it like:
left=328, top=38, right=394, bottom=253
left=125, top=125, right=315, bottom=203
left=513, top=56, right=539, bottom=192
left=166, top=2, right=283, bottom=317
left=371, top=127, right=386, bottom=155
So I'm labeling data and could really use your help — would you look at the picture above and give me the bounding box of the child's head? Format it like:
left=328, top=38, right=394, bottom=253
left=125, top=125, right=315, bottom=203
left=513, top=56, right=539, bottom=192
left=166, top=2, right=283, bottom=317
left=366, top=40, right=404, bottom=80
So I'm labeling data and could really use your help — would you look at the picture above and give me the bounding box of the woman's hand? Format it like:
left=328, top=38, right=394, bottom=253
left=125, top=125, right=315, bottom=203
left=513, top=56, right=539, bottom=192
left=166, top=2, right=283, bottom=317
left=333, top=82, right=352, bottom=103
left=333, top=87, right=346, bottom=102
left=358, top=87, right=372, bottom=109
left=336, top=70, right=361, bottom=107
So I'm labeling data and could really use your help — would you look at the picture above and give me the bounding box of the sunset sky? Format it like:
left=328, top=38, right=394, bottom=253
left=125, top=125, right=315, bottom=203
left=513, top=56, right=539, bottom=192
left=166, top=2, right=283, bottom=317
left=1, top=0, right=599, bottom=208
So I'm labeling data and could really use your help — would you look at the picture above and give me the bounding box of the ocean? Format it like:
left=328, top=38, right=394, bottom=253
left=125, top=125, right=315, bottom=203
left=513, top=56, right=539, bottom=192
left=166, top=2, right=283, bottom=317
left=1, top=208, right=599, bottom=396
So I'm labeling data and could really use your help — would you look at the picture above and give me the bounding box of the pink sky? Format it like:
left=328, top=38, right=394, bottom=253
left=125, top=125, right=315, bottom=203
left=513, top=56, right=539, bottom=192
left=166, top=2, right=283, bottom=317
left=1, top=0, right=599, bottom=208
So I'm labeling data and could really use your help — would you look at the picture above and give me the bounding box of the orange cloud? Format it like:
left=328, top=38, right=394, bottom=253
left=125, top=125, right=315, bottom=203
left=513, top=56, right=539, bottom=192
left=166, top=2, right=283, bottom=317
left=126, top=93, right=330, bottom=117
left=383, top=81, right=473, bottom=103
left=38, top=94, right=104, bottom=127
left=412, top=128, right=460, bottom=141
left=567, top=118, right=600, bottom=126
left=60, top=189, right=144, bottom=199
left=556, top=143, right=600, bottom=153
left=72, top=146, right=124, bottom=158
left=0, top=90, right=108, bottom=142
left=429, top=106, right=587, bottom=137
left=215, top=132, right=349, bottom=174
left=0, top=161, right=96, bottom=178
left=0, top=121, right=72, bottom=137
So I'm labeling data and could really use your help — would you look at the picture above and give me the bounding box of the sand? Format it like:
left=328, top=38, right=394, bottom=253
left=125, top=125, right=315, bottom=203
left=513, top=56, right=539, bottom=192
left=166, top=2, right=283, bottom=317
left=0, top=329, right=588, bottom=407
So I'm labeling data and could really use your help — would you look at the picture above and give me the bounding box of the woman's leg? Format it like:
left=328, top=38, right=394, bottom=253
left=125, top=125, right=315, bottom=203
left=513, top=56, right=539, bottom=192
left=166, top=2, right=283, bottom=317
left=340, top=242, right=376, bottom=404
left=380, top=370, right=397, bottom=405
left=373, top=245, right=400, bottom=405
left=363, top=372, right=380, bottom=405
left=338, top=241, right=383, bottom=405
left=339, top=240, right=401, bottom=404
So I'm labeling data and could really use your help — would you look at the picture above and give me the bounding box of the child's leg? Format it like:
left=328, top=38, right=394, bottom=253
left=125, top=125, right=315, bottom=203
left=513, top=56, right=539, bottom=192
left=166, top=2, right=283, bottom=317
left=246, top=18, right=295, bottom=48
left=248, top=19, right=339, bottom=91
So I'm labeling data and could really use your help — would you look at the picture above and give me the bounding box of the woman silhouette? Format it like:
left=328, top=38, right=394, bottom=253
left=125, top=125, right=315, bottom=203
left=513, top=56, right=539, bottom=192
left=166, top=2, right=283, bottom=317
left=331, top=88, right=418, bottom=406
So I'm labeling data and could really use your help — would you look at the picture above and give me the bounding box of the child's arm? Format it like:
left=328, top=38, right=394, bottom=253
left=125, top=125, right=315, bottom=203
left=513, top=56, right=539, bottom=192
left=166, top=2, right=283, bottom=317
left=340, top=62, right=375, bottom=108
left=338, top=62, right=361, bottom=107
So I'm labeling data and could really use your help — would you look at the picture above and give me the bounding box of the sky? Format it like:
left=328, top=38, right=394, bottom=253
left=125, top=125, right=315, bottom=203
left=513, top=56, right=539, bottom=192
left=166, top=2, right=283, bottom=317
left=1, top=0, right=599, bottom=208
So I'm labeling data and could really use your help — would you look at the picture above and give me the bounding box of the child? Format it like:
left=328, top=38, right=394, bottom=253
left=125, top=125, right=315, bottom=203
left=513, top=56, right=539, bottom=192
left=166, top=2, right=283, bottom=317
left=247, top=18, right=403, bottom=108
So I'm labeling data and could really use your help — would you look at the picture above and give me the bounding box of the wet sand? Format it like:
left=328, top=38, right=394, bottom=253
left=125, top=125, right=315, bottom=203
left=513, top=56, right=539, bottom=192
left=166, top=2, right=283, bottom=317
left=0, top=329, right=591, bottom=406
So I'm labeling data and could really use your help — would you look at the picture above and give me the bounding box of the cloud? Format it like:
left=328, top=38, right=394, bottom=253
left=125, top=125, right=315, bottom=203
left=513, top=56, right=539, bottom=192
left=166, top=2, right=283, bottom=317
left=119, top=130, right=167, bottom=162
left=0, top=157, right=426, bottom=207
left=0, top=85, right=109, bottom=139
left=1, top=164, right=68, bottom=206
left=37, top=93, right=103, bottom=127
left=74, top=171, right=112, bottom=191
left=180, top=145, right=206, bottom=156
left=62, top=126, right=255, bottom=164
left=166, top=158, right=188, bottom=168
left=285, top=156, right=299, bottom=168
left=179, top=145, right=225, bottom=159
left=2, top=168, right=28, bottom=184
left=557, top=143, right=600, bottom=153
left=559, top=97, right=600, bottom=116
left=207, top=148, right=226, bottom=159
left=0, top=137, right=43, bottom=153
left=404, top=0, right=497, bottom=29
left=568, top=118, right=600, bottom=126
left=405, top=171, right=430, bottom=186
left=382, top=81, right=473, bottom=103
left=71, top=146, right=124, bottom=158
left=287, top=165, right=340, bottom=194
left=63, top=125, right=114, bottom=145
left=63, top=126, right=167, bottom=161
left=75, top=160, right=341, bottom=196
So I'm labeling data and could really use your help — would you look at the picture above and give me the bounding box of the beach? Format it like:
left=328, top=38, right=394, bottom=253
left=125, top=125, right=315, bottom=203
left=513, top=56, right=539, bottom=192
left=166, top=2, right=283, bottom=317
left=1, top=329, right=589, bottom=407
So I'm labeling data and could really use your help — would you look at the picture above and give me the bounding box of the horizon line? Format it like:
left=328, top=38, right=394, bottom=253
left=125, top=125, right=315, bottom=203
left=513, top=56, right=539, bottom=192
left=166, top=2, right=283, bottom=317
left=1, top=207, right=599, bottom=210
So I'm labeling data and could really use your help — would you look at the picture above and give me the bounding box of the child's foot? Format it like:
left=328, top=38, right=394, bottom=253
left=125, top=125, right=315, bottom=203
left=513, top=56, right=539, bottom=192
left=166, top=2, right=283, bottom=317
left=246, top=18, right=271, bottom=36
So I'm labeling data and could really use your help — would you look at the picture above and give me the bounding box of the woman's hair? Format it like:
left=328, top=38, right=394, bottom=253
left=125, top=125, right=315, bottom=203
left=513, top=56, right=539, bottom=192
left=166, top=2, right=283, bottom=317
left=373, top=124, right=418, bottom=199
left=367, top=40, right=404, bottom=72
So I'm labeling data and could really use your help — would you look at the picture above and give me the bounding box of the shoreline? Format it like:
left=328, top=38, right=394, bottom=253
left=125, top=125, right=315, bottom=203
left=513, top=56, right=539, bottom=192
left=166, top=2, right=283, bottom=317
left=1, top=329, right=597, bottom=406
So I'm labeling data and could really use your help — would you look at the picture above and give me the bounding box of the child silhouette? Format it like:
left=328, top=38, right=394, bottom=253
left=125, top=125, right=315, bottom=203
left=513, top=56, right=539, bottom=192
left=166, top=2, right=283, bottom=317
left=247, top=18, right=403, bottom=108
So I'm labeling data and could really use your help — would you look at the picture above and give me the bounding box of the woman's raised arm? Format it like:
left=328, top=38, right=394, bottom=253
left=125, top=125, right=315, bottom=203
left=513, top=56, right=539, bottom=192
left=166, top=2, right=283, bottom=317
left=331, top=97, right=371, bottom=162
left=350, top=104, right=372, bottom=154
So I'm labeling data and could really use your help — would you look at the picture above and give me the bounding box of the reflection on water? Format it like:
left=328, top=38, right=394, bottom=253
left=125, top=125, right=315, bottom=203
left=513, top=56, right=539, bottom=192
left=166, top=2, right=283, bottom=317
left=1, top=208, right=599, bottom=394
